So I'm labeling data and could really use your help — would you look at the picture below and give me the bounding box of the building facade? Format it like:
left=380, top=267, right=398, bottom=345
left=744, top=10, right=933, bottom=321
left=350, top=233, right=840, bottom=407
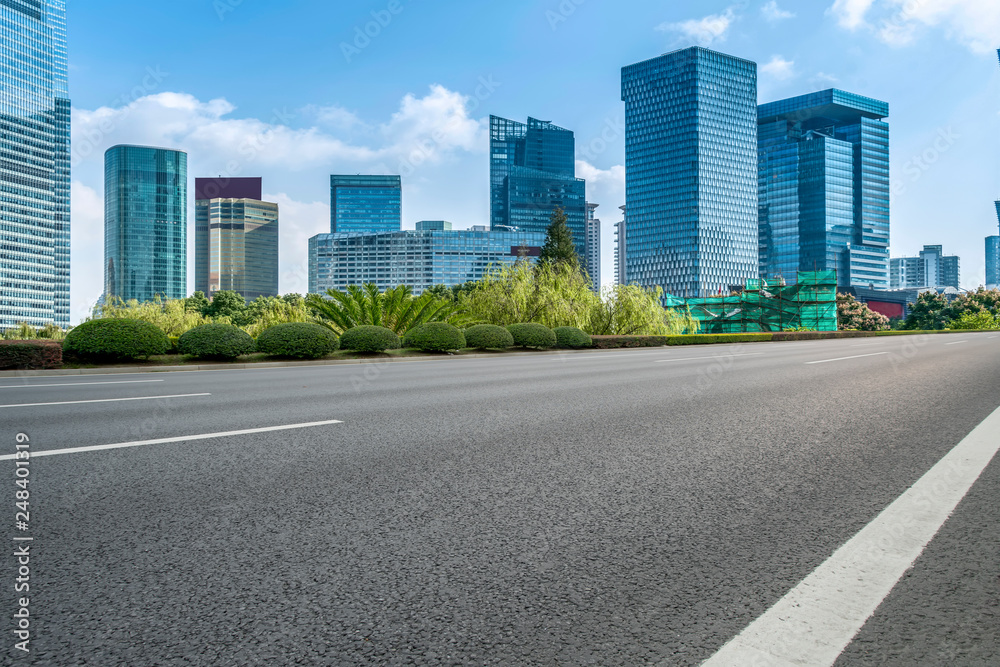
left=890, top=245, right=960, bottom=290
left=309, top=228, right=546, bottom=295
left=0, top=0, right=70, bottom=328
left=758, top=89, right=890, bottom=289
left=585, top=203, right=601, bottom=291
left=621, top=47, right=758, bottom=297
left=987, top=236, right=999, bottom=290
left=489, top=115, right=586, bottom=258
left=104, top=145, right=188, bottom=302
left=194, top=177, right=279, bottom=301
left=330, top=175, right=401, bottom=235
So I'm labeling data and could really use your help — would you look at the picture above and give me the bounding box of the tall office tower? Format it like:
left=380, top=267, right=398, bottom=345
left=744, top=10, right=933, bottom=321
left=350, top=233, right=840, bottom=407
left=987, top=236, right=1000, bottom=289
left=489, top=115, right=587, bottom=258
left=0, top=0, right=70, bottom=328
left=585, top=202, right=601, bottom=291
left=194, top=178, right=279, bottom=301
left=614, top=205, right=627, bottom=285
left=330, top=175, right=401, bottom=235
left=758, top=89, right=890, bottom=289
left=104, top=145, right=188, bottom=302
left=621, top=47, right=758, bottom=297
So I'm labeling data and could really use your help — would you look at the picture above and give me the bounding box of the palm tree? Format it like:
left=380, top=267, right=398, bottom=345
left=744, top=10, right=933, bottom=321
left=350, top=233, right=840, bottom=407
left=306, top=284, right=471, bottom=334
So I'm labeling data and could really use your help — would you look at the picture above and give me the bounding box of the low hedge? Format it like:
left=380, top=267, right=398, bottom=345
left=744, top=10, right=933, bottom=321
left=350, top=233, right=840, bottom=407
left=0, top=340, right=63, bottom=369
left=554, top=327, right=592, bottom=349
left=403, top=322, right=466, bottom=352
left=506, top=323, right=557, bottom=349
left=178, top=323, right=256, bottom=360
left=257, top=323, right=340, bottom=359
left=465, top=324, right=514, bottom=350
left=340, top=325, right=400, bottom=353
left=63, top=318, right=170, bottom=360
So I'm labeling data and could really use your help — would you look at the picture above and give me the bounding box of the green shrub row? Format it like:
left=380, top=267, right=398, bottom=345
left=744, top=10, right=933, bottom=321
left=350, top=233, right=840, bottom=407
left=64, top=319, right=170, bottom=360
left=464, top=324, right=514, bottom=350
left=178, top=323, right=256, bottom=360
left=507, top=323, right=557, bottom=349
left=0, top=341, right=63, bottom=370
left=553, top=327, right=592, bottom=349
left=257, top=323, right=340, bottom=358
left=341, top=325, right=400, bottom=353
left=404, top=323, right=465, bottom=352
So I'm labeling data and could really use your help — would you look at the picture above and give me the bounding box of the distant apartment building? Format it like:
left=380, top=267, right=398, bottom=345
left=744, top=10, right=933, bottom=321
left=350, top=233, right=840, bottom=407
left=194, top=178, right=279, bottom=301
left=890, top=245, right=960, bottom=290
left=489, top=115, right=586, bottom=257
left=585, top=203, right=601, bottom=291
left=0, top=0, right=70, bottom=328
left=104, top=145, right=187, bottom=302
left=622, top=47, right=758, bottom=297
left=309, top=228, right=546, bottom=295
left=614, top=205, right=626, bottom=286
left=758, top=89, right=890, bottom=289
left=330, top=175, right=401, bottom=234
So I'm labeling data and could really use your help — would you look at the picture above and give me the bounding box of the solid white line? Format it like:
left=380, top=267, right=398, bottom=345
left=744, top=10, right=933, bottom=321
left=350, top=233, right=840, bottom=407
left=0, top=393, right=209, bottom=409
left=699, top=404, right=1000, bottom=667
left=0, top=380, right=165, bottom=389
left=806, top=352, right=888, bottom=365
left=0, top=419, right=344, bottom=460
left=945, top=340, right=968, bottom=345
left=654, top=353, right=766, bottom=364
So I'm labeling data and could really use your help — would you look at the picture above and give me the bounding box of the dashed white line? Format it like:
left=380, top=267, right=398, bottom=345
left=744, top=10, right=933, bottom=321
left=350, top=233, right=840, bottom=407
left=699, top=404, right=1000, bottom=667
left=0, top=393, right=209, bottom=409
left=0, top=419, right=344, bottom=460
left=805, top=352, right=888, bottom=365
left=945, top=340, right=968, bottom=345
left=0, top=380, right=165, bottom=389
left=654, top=353, right=766, bottom=363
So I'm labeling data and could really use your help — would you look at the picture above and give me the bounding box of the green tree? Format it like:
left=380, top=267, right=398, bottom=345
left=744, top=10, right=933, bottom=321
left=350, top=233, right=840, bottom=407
left=185, top=291, right=210, bottom=314
left=538, top=207, right=580, bottom=268
left=241, top=296, right=314, bottom=337
left=949, top=310, right=1000, bottom=330
left=205, top=290, right=247, bottom=320
left=423, top=284, right=455, bottom=302
left=943, top=287, right=1000, bottom=322
left=307, top=284, right=470, bottom=335
left=901, top=291, right=950, bottom=330
left=588, top=284, right=696, bottom=335
left=97, top=295, right=213, bottom=337
left=837, top=293, right=890, bottom=331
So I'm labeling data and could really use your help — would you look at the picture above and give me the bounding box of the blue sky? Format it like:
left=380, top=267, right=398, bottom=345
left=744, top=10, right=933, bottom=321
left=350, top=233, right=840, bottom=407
left=67, top=0, right=1000, bottom=321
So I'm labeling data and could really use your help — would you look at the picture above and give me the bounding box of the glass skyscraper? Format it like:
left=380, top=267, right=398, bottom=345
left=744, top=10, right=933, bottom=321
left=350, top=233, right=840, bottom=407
left=585, top=202, right=601, bottom=291
left=0, top=0, right=70, bottom=328
left=194, top=178, right=279, bottom=301
left=987, top=236, right=999, bottom=290
left=330, top=175, right=401, bottom=234
left=621, top=47, right=758, bottom=297
left=758, top=89, right=890, bottom=288
left=104, top=145, right=188, bottom=303
left=489, top=116, right=586, bottom=258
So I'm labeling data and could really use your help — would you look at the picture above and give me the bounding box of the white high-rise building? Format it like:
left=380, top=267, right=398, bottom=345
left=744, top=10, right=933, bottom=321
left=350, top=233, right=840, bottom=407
left=585, top=202, right=601, bottom=291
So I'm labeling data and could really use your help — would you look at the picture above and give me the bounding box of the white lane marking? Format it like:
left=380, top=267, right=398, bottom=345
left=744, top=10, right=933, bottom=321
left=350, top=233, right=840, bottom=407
left=700, top=405, right=1000, bottom=667
left=989, top=336, right=998, bottom=339
left=655, top=353, right=766, bottom=364
left=0, top=380, right=165, bottom=389
left=850, top=342, right=889, bottom=347
left=945, top=340, right=968, bottom=345
left=0, top=420, right=344, bottom=460
left=0, top=393, right=209, bottom=409
left=806, top=352, right=888, bottom=365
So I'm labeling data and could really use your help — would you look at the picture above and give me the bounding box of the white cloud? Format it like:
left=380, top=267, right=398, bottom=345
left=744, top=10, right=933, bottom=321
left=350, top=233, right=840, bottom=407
left=657, top=8, right=737, bottom=47
left=829, top=0, right=877, bottom=29
left=761, top=1, right=795, bottom=22
left=759, top=55, right=797, bottom=81
left=264, top=194, right=328, bottom=295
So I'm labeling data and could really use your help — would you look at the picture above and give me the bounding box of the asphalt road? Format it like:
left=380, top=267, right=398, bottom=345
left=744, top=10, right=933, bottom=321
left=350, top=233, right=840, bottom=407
left=2, top=333, right=999, bottom=665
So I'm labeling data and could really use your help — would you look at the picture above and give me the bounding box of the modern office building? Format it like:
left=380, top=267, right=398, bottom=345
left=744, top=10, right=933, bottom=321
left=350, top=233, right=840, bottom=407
left=621, top=47, right=758, bottom=297
left=104, top=145, right=188, bottom=302
left=309, top=228, right=546, bottom=295
left=415, top=220, right=452, bottom=231
left=758, top=89, right=890, bottom=289
left=614, top=206, right=627, bottom=286
left=489, top=115, right=586, bottom=257
left=987, top=236, right=999, bottom=289
left=194, top=177, right=279, bottom=301
left=585, top=202, right=601, bottom=291
left=0, top=0, right=70, bottom=328
left=890, top=245, right=960, bottom=290
left=330, top=175, right=401, bottom=234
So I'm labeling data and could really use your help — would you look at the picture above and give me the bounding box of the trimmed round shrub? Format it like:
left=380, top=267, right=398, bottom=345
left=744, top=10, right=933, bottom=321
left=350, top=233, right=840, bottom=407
left=506, top=323, right=557, bottom=349
left=256, top=323, right=340, bottom=359
left=464, top=324, right=514, bottom=350
left=403, top=322, right=466, bottom=352
left=554, top=326, right=592, bottom=349
left=178, top=323, right=255, bottom=360
left=340, top=325, right=401, bottom=353
left=63, top=318, right=170, bottom=361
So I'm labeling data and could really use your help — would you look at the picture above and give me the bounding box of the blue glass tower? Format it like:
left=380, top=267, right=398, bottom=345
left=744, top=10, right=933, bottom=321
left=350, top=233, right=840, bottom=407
left=489, top=116, right=586, bottom=258
left=330, top=175, right=401, bottom=234
left=0, top=0, right=70, bottom=328
left=989, top=200, right=1000, bottom=288
left=758, top=90, right=890, bottom=288
left=104, top=145, right=188, bottom=302
left=621, top=47, right=759, bottom=297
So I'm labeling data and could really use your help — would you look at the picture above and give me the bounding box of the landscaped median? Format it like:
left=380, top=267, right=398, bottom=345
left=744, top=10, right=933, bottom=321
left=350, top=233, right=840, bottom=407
left=592, top=329, right=984, bottom=348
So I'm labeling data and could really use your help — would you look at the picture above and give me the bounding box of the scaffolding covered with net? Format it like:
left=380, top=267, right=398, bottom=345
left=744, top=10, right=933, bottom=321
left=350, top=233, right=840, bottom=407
left=670, top=270, right=838, bottom=333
